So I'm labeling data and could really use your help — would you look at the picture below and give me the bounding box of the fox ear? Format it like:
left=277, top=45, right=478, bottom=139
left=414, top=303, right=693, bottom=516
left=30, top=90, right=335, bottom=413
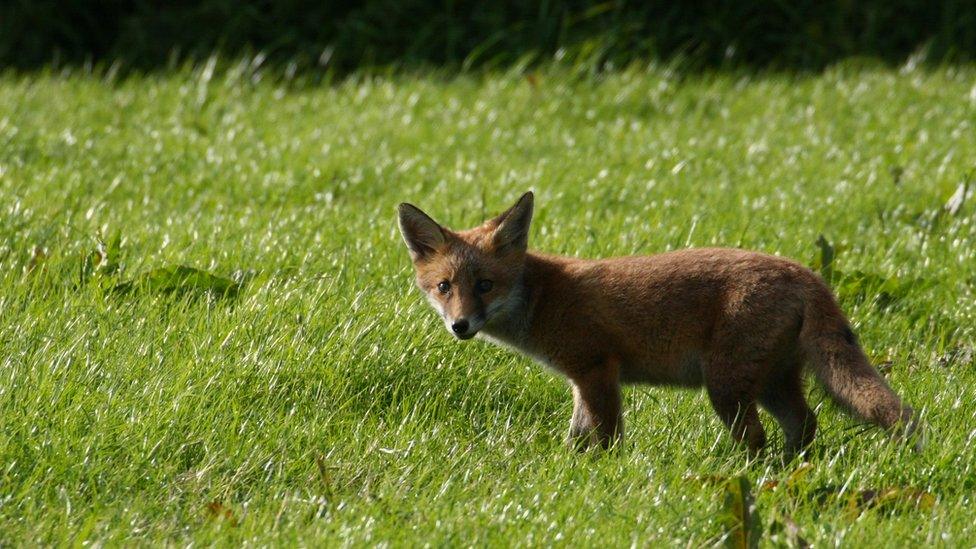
left=397, top=203, right=446, bottom=261
left=490, top=191, right=534, bottom=254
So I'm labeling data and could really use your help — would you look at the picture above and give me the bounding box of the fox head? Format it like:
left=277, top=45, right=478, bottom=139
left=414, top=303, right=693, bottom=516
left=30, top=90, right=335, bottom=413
left=397, top=192, right=534, bottom=340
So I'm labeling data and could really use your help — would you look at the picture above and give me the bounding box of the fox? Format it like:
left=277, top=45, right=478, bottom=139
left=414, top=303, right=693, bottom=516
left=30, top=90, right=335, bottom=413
left=397, top=191, right=919, bottom=455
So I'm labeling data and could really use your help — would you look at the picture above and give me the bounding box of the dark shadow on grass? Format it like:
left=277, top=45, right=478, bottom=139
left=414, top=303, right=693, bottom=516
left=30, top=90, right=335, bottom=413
left=2, top=1, right=975, bottom=79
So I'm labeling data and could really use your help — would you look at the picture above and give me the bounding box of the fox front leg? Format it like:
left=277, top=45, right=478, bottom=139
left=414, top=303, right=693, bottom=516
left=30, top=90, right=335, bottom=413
left=566, top=366, right=623, bottom=451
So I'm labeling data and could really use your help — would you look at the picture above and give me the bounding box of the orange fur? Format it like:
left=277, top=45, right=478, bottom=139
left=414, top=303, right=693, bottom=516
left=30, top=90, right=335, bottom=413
left=398, top=192, right=919, bottom=454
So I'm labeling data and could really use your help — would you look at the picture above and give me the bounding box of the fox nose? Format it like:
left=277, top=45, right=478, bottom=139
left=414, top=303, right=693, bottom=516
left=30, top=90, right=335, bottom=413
left=451, top=319, right=470, bottom=335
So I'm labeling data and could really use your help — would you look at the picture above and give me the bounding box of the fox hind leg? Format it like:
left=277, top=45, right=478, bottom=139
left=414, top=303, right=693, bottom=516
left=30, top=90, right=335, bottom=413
left=759, top=366, right=817, bottom=456
left=704, top=361, right=766, bottom=455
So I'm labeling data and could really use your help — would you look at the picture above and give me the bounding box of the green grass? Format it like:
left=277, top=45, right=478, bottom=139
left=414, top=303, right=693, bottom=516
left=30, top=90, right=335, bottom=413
left=1, top=61, right=975, bottom=546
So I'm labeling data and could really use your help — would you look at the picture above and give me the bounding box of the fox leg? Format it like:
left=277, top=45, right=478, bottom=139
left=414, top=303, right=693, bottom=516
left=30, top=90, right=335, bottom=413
left=703, top=362, right=766, bottom=455
left=759, top=367, right=817, bottom=456
left=567, top=363, right=623, bottom=450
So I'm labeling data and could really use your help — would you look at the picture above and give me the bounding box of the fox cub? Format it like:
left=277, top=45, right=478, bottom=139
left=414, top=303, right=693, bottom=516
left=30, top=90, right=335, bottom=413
left=397, top=192, right=918, bottom=454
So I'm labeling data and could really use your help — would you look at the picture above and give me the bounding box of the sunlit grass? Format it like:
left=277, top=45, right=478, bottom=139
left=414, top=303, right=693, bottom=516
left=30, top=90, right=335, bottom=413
left=1, top=61, right=974, bottom=545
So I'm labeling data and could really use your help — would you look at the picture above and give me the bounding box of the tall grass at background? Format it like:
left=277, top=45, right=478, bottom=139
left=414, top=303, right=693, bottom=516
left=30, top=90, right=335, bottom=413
left=3, top=1, right=976, bottom=74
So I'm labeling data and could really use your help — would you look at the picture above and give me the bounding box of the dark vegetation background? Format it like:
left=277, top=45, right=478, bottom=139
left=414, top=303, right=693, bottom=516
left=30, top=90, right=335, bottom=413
left=3, top=0, right=975, bottom=74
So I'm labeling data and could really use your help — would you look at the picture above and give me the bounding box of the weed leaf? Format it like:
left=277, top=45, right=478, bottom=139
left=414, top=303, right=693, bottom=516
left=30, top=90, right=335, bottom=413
left=722, top=475, right=761, bottom=549
left=114, top=265, right=241, bottom=298
left=811, top=235, right=930, bottom=308
left=813, top=234, right=835, bottom=280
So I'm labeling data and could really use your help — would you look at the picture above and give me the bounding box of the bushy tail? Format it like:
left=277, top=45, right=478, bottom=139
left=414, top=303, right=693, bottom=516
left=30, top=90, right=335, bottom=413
left=800, top=281, right=921, bottom=447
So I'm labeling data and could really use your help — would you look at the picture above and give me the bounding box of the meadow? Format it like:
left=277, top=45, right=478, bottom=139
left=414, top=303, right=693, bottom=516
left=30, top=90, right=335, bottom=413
left=1, top=60, right=975, bottom=545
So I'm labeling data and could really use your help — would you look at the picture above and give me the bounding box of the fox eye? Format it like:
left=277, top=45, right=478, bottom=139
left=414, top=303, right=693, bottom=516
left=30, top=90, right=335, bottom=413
left=437, top=281, right=451, bottom=294
left=475, top=279, right=493, bottom=293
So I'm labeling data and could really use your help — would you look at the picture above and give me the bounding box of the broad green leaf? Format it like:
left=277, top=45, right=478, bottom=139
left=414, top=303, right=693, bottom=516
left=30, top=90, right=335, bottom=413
left=722, top=475, right=761, bottom=549
left=113, top=265, right=240, bottom=298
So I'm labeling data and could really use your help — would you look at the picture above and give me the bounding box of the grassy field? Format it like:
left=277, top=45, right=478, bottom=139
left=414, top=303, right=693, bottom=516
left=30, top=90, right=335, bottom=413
left=1, top=61, right=975, bottom=546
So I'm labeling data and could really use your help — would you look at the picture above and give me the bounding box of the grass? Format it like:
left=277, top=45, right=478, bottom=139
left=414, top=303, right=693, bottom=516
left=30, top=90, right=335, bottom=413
left=1, top=60, right=975, bottom=546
